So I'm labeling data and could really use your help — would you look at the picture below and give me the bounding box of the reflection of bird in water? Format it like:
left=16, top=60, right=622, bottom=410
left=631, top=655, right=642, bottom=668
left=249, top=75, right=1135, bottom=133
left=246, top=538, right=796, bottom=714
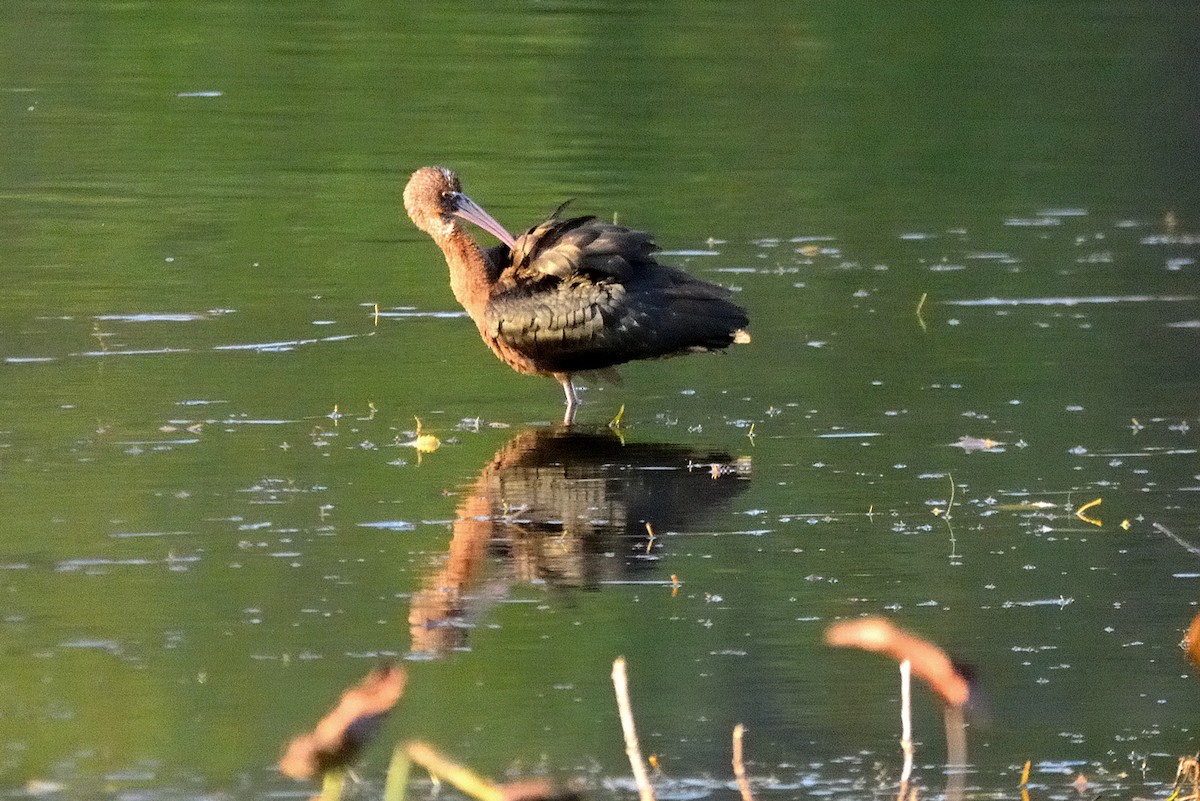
left=402, top=167, right=751, bottom=424
left=408, top=426, right=750, bottom=654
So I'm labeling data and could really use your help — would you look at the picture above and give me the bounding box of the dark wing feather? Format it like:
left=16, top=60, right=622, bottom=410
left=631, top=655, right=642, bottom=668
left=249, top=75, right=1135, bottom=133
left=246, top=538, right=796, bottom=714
left=481, top=244, right=511, bottom=283
left=506, top=217, right=654, bottom=283
left=483, top=216, right=748, bottom=374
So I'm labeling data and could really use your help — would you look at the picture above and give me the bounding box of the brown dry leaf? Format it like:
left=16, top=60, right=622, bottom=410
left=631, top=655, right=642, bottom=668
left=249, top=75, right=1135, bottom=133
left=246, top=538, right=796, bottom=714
left=279, top=664, right=407, bottom=780
left=1184, top=613, right=1200, bottom=670
left=825, top=617, right=969, bottom=707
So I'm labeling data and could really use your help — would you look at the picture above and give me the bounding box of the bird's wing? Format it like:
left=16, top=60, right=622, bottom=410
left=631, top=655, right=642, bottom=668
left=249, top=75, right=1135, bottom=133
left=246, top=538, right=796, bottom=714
left=484, top=278, right=627, bottom=369
left=483, top=262, right=747, bottom=375
left=507, top=216, right=657, bottom=284
left=483, top=214, right=746, bottom=374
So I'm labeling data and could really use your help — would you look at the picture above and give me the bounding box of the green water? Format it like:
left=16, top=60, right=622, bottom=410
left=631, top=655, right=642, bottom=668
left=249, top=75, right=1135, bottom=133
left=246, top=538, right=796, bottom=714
left=2, top=2, right=1199, bottom=799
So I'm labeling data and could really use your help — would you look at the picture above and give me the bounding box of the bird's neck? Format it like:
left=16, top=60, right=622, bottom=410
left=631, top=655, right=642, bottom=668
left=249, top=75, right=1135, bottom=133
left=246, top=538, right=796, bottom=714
left=439, top=227, right=495, bottom=321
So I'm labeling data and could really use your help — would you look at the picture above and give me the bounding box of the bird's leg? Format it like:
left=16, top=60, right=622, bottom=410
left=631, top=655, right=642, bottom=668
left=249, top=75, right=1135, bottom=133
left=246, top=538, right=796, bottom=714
left=557, top=374, right=578, bottom=425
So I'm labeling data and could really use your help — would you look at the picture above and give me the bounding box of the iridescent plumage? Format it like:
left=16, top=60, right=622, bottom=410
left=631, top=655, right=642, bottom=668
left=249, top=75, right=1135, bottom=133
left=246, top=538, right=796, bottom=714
left=403, top=166, right=750, bottom=423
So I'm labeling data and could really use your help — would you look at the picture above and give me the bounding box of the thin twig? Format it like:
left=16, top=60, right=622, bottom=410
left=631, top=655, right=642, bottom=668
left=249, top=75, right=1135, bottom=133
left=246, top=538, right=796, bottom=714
left=899, top=660, right=914, bottom=787
left=916, top=293, right=929, bottom=332
left=612, top=657, right=656, bottom=801
left=946, top=474, right=957, bottom=558
left=1154, top=522, right=1200, bottom=557
left=1075, top=497, right=1103, bottom=527
left=732, top=724, right=755, bottom=801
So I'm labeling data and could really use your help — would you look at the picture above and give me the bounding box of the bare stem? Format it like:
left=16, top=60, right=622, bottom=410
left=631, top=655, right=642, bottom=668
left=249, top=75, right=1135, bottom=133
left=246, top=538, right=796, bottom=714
left=732, top=724, right=755, bottom=801
left=612, top=657, right=656, bottom=801
left=899, top=660, right=914, bottom=787
left=383, top=745, right=412, bottom=801
left=405, top=741, right=505, bottom=801
left=319, top=770, right=346, bottom=801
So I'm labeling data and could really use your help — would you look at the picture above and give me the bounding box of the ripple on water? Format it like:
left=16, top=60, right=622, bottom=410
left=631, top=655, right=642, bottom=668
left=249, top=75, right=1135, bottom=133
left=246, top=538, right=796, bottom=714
left=94, top=312, right=220, bottom=322
left=211, top=333, right=360, bottom=352
left=944, top=294, right=1197, bottom=306
left=377, top=310, right=469, bottom=319
left=357, top=521, right=417, bottom=531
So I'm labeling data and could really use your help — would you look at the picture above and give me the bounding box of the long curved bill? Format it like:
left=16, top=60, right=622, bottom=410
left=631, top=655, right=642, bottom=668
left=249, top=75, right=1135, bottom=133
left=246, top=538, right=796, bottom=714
left=451, top=193, right=516, bottom=249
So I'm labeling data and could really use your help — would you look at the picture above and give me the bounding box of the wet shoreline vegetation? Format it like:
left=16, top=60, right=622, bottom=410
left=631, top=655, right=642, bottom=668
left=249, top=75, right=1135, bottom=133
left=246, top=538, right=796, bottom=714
left=279, top=619, right=1200, bottom=801
left=275, top=427, right=1200, bottom=801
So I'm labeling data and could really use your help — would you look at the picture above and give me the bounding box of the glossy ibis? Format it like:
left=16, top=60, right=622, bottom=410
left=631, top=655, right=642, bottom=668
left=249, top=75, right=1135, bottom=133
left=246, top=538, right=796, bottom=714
left=403, top=166, right=750, bottom=423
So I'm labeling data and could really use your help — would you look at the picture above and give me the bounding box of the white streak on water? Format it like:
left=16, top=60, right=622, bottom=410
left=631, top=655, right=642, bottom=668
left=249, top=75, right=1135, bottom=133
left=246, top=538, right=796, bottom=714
left=377, top=310, right=468, bottom=319
left=818, top=432, right=881, bottom=438
left=1037, top=208, right=1088, bottom=217
left=116, top=439, right=200, bottom=446
left=56, top=556, right=198, bottom=571
left=1004, top=217, right=1061, bottom=227
left=76, top=347, right=192, bottom=357
left=95, top=313, right=210, bottom=322
left=944, top=294, right=1196, bottom=307
left=357, top=521, right=416, bottom=531
left=212, top=333, right=359, bottom=351
left=1003, top=597, right=1075, bottom=607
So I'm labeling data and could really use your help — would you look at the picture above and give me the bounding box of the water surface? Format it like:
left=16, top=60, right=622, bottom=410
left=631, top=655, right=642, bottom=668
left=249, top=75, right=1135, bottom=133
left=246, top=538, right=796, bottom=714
left=2, top=2, right=1199, bottom=799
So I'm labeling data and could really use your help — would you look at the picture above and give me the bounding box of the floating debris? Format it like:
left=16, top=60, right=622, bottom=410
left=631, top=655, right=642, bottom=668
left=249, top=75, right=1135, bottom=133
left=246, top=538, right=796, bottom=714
left=400, top=416, right=441, bottom=458
left=1074, top=498, right=1103, bottom=527
left=950, top=436, right=1004, bottom=452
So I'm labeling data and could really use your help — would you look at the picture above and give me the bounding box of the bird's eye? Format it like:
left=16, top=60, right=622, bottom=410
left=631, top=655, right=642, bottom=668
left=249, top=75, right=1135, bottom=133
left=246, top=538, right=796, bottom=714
left=440, top=190, right=456, bottom=201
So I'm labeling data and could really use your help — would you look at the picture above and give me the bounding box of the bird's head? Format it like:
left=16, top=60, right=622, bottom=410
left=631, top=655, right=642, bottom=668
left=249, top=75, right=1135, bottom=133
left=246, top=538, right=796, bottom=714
left=403, top=166, right=515, bottom=248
